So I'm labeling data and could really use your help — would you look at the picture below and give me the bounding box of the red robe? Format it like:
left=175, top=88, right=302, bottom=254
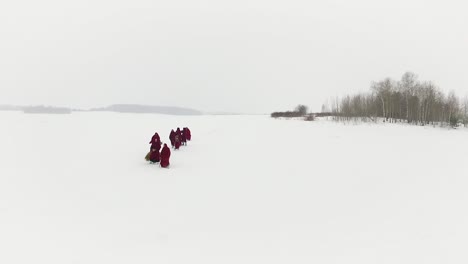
left=160, top=144, right=171, bottom=168
left=185, top=128, right=191, bottom=141
left=149, top=149, right=160, bottom=163
left=150, top=133, right=161, bottom=150
left=181, top=130, right=186, bottom=145
left=169, top=130, right=175, bottom=147
left=174, top=135, right=181, bottom=149
left=175, top=128, right=182, bottom=149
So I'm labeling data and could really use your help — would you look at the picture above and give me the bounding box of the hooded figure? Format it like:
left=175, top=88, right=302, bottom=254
left=150, top=132, right=161, bottom=151
left=180, top=129, right=186, bottom=145
left=160, top=143, right=171, bottom=168
left=184, top=127, right=191, bottom=141
left=175, top=127, right=182, bottom=149
left=174, top=134, right=181, bottom=150
left=169, top=129, right=175, bottom=148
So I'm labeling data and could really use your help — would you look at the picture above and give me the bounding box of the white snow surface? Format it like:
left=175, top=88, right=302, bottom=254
left=1, top=112, right=468, bottom=263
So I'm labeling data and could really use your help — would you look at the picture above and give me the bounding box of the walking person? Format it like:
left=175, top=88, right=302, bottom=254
left=160, top=143, right=171, bottom=168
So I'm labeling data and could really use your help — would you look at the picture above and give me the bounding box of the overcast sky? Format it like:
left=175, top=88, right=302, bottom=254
left=1, top=0, right=467, bottom=113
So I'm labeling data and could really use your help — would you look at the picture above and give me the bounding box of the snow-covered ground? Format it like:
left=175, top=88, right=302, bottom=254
left=1, top=111, right=468, bottom=264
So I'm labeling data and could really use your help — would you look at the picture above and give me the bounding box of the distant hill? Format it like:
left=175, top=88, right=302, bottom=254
left=0, top=105, right=72, bottom=114
left=22, top=105, right=72, bottom=114
left=90, top=104, right=203, bottom=115
left=0, top=105, right=21, bottom=111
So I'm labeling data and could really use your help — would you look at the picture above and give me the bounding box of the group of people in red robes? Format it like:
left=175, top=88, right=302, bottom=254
left=169, top=127, right=191, bottom=150
left=145, top=127, right=192, bottom=168
left=146, top=132, right=171, bottom=168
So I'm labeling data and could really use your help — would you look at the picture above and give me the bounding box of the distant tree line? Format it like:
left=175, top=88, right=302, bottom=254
left=271, top=105, right=310, bottom=118
left=323, top=72, right=468, bottom=127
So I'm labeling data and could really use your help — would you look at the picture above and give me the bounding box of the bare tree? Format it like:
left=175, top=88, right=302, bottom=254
left=462, top=96, right=468, bottom=127
left=371, top=78, right=396, bottom=121
left=295, top=105, right=308, bottom=115
left=399, top=72, right=418, bottom=121
left=446, top=91, right=460, bottom=127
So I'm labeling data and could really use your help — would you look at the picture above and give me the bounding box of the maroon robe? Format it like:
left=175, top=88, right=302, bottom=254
left=150, top=133, right=161, bottom=150
left=174, top=135, right=181, bottom=150
left=160, top=144, right=171, bottom=168
left=184, top=127, right=191, bottom=141
left=181, top=130, right=186, bottom=145
left=149, top=149, right=160, bottom=163
left=169, top=130, right=175, bottom=148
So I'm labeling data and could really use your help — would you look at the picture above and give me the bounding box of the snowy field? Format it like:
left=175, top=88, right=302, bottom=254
left=1, top=111, right=468, bottom=264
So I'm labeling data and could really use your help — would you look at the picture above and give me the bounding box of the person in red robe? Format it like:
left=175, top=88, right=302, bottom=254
left=184, top=127, right=191, bottom=141
left=181, top=129, right=186, bottom=146
left=174, top=134, right=181, bottom=150
left=160, top=143, right=171, bottom=168
left=149, top=132, right=161, bottom=151
left=169, top=129, right=175, bottom=148
left=148, top=148, right=160, bottom=163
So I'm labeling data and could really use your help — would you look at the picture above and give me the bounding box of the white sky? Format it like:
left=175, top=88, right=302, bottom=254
left=1, top=0, right=467, bottom=113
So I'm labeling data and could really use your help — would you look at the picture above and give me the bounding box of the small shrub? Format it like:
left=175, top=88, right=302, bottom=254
left=304, top=114, right=315, bottom=121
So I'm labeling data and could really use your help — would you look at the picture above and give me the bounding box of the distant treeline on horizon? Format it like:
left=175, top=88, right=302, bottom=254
left=322, top=72, right=468, bottom=127
left=271, top=72, right=468, bottom=128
